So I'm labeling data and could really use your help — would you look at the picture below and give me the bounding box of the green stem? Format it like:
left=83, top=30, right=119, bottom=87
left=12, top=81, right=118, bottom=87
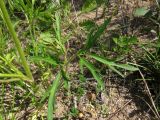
left=0, top=73, right=25, bottom=78
left=0, top=0, right=33, bottom=81
left=0, top=78, right=31, bottom=83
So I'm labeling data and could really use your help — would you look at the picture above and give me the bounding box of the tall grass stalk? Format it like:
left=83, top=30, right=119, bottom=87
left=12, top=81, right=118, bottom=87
left=0, top=0, right=33, bottom=81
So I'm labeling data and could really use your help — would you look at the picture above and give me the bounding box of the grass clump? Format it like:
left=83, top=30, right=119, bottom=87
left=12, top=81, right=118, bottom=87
left=0, top=0, right=160, bottom=119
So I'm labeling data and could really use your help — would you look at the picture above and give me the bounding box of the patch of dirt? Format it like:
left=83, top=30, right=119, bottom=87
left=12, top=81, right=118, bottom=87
left=51, top=74, right=154, bottom=120
left=0, top=0, right=159, bottom=120
left=59, top=0, right=158, bottom=119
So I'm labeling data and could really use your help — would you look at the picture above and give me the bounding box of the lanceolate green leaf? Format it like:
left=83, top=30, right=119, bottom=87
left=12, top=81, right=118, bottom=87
left=0, top=78, right=29, bottom=83
left=115, top=64, right=139, bottom=71
left=85, top=18, right=111, bottom=50
left=134, top=7, right=149, bottom=17
left=82, top=0, right=97, bottom=12
left=96, top=0, right=105, bottom=5
left=40, top=85, right=52, bottom=104
left=92, top=18, right=111, bottom=42
left=0, top=73, right=29, bottom=80
left=90, top=54, right=138, bottom=71
left=0, top=73, right=25, bottom=78
left=47, top=72, right=61, bottom=120
left=0, top=74, right=31, bottom=82
left=80, top=20, right=97, bottom=31
left=30, top=56, right=58, bottom=66
left=80, top=58, right=105, bottom=90
left=108, top=66, right=124, bottom=78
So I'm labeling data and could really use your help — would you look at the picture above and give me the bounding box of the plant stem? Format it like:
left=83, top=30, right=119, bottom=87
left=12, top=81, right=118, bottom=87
left=0, top=0, right=33, bottom=81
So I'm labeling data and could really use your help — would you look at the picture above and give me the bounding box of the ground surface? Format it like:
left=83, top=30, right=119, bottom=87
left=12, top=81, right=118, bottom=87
left=0, top=0, right=159, bottom=120
left=51, top=1, right=157, bottom=119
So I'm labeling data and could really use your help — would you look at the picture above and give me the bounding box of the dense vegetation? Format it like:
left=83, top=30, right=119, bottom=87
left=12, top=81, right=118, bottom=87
left=0, top=0, right=160, bottom=119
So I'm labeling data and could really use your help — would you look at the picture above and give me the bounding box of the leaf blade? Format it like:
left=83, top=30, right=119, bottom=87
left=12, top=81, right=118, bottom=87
left=85, top=18, right=111, bottom=50
left=80, top=58, right=105, bottom=90
left=47, top=72, right=61, bottom=120
left=90, top=54, right=139, bottom=71
left=134, top=7, right=149, bottom=17
left=30, top=56, right=58, bottom=66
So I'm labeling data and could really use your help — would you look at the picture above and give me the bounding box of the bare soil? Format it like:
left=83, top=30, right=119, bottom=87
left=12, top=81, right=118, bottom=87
left=0, top=0, right=159, bottom=120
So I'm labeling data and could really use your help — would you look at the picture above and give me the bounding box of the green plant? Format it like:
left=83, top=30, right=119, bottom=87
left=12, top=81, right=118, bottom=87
left=79, top=18, right=138, bottom=91
left=113, top=35, right=138, bottom=54
left=90, top=54, right=138, bottom=76
left=30, top=1, right=72, bottom=119
left=85, top=18, right=111, bottom=50
left=48, top=72, right=62, bottom=120
left=69, top=107, right=79, bottom=118
left=0, top=0, right=33, bottom=81
left=0, top=0, right=142, bottom=119
left=82, top=0, right=108, bottom=13
left=0, top=54, right=32, bottom=82
left=132, top=4, right=160, bottom=80
left=6, top=0, right=58, bottom=57
left=0, top=114, right=3, bottom=120
left=141, top=46, right=160, bottom=81
left=134, top=5, right=160, bottom=40
left=0, top=27, right=7, bottom=55
left=80, top=58, right=105, bottom=90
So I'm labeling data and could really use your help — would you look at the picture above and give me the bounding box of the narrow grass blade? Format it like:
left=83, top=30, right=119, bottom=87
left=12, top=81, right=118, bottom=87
left=80, top=58, right=105, bottom=90
left=30, top=56, right=58, bottom=66
left=93, top=18, right=111, bottom=42
left=116, top=64, right=139, bottom=71
left=0, top=73, right=26, bottom=78
left=0, top=74, right=31, bottom=82
left=85, top=18, right=111, bottom=50
left=40, top=86, right=52, bottom=104
left=82, top=0, right=97, bottom=12
left=0, top=78, right=28, bottom=83
left=47, top=72, right=61, bottom=120
left=80, top=20, right=97, bottom=31
left=108, top=66, right=124, bottom=78
left=90, top=54, right=138, bottom=71
left=142, top=46, right=155, bottom=60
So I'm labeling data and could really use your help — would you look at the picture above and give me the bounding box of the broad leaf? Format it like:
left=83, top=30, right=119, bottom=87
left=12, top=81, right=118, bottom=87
left=134, top=7, right=149, bottom=17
